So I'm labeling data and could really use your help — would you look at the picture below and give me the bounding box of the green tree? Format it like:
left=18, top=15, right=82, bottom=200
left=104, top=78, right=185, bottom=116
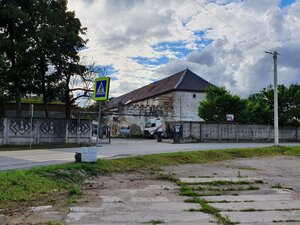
left=247, top=84, right=300, bottom=125
left=199, top=84, right=300, bottom=125
left=49, top=3, right=88, bottom=119
left=0, top=0, right=88, bottom=118
left=0, top=0, right=36, bottom=116
left=198, top=86, right=245, bottom=122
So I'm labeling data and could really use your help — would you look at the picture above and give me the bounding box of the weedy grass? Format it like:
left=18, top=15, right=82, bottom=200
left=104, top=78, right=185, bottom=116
left=0, top=145, right=299, bottom=211
left=187, top=197, right=237, bottom=225
left=142, top=220, right=165, bottom=224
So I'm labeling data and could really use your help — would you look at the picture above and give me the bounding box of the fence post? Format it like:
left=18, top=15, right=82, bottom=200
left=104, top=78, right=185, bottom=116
left=268, top=125, right=271, bottom=142
left=236, top=123, right=239, bottom=142
left=89, top=120, right=93, bottom=145
left=77, top=114, right=80, bottom=144
left=199, top=122, right=202, bottom=142
left=252, top=124, right=255, bottom=142
left=35, top=119, right=39, bottom=144
left=218, top=123, right=221, bottom=141
left=65, top=120, right=69, bottom=144
left=3, top=118, right=8, bottom=145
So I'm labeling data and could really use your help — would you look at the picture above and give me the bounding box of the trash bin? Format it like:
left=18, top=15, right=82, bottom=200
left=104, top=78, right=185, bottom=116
left=81, top=147, right=98, bottom=163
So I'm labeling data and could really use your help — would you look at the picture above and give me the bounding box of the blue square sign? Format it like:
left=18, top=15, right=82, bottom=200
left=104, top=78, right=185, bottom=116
left=94, top=77, right=110, bottom=101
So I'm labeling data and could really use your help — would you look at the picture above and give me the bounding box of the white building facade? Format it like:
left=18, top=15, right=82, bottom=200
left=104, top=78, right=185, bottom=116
left=106, top=69, right=212, bottom=135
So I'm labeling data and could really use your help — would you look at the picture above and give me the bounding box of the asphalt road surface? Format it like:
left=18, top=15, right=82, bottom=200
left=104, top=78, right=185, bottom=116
left=0, top=139, right=299, bottom=171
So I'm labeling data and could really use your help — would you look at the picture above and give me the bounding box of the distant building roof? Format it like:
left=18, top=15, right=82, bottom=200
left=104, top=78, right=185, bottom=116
left=109, top=69, right=212, bottom=109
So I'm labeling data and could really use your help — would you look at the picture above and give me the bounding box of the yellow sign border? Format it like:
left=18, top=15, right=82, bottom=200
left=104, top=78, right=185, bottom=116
left=93, top=77, right=110, bottom=101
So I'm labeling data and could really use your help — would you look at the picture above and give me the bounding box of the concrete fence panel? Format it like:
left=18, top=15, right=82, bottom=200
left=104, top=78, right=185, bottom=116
left=0, top=118, right=92, bottom=145
left=280, top=127, right=297, bottom=141
left=236, top=124, right=253, bottom=140
left=38, top=119, right=67, bottom=144
left=201, top=123, right=219, bottom=140
left=174, top=121, right=299, bottom=143
left=191, top=122, right=201, bottom=140
left=7, top=118, right=34, bottom=145
left=219, top=123, right=236, bottom=140
left=253, top=125, right=270, bottom=140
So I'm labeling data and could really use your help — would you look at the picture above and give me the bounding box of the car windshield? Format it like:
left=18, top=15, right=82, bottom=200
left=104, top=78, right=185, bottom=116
left=145, top=123, right=151, bottom=128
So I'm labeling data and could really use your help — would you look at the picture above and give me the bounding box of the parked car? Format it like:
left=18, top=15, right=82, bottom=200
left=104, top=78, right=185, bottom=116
left=120, top=125, right=131, bottom=135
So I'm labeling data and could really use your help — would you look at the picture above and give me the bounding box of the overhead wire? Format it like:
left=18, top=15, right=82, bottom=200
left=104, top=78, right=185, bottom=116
left=190, top=0, right=300, bottom=63
left=190, top=0, right=271, bottom=51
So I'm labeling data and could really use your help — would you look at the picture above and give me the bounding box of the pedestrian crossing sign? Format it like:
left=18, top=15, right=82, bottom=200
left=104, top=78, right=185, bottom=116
left=94, top=77, right=110, bottom=101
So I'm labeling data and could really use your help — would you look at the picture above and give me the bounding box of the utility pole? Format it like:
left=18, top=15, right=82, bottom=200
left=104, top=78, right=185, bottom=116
left=265, top=51, right=279, bottom=146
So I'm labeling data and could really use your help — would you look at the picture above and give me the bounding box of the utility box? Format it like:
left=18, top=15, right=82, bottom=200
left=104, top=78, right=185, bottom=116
left=81, top=147, right=98, bottom=163
left=173, top=124, right=183, bottom=143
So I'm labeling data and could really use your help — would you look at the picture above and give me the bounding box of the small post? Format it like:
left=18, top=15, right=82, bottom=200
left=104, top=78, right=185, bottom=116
left=96, top=101, right=101, bottom=146
left=179, top=98, right=182, bottom=123
left=77, top=112, right=80, bottom=144
left=29, top=104, right=34, bottom=149
left=199, top=122, right=203, bottom=142
left=65, top=120, right=69, bottom=144
left=3, top=118, right=8, bottom=145
left=236, top=123, right=239, bottom=142
left=252, top=124, right=255, bottom=142
left=218, top=123, right=221, bottom=141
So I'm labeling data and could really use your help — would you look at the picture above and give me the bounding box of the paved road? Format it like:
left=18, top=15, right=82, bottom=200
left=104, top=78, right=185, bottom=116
left=0, top=139, right=299, bottom=171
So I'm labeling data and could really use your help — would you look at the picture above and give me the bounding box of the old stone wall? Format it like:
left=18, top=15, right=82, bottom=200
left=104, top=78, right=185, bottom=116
left=171, top=121, right=300, bottom=142
left=0, top=118, right=92, bottom=145
left=172, top=91, right=206, bottom=122
left=107, top=91, right=207, bottom=136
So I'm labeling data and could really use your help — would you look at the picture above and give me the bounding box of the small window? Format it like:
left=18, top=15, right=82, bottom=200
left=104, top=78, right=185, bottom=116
left=151, top=123, right=156, bottom=127
left=193, top=94, right=196, bottom=98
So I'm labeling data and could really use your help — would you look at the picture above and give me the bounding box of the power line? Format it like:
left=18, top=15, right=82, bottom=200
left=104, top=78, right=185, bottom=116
left=190, top=0, right=271, bottom=51
left=277, top=52, right=300, bottom=63
left=190, top=0, right=300, bottom=63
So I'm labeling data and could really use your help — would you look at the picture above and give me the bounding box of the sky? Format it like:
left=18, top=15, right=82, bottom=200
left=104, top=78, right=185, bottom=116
left=67, top=0, right=300, bottom=98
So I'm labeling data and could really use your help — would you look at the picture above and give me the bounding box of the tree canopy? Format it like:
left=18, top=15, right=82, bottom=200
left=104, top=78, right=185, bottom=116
left=198, top=84, right=300, bottom=126
left=0, top=0, right=91, bottom=118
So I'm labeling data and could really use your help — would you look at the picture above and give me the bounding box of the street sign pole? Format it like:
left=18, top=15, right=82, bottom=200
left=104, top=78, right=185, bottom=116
left=96, top=101, right=101, bottom=146
left=94, top=77, right=110, bottom=147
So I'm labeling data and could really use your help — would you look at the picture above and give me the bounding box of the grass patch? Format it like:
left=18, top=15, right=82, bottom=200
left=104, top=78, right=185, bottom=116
left=0, top=145, right=299, bottom=211
left=239, top=208, right=265, bottom=212
left=188, top=197, right=237, bottom=225
left=236, top=166, right=257, bottom=170
left=142, top=220, right=165, bottom=224
left=46, top=222, right=63, bottom=225
left=183, top=180, right=263, bottom=186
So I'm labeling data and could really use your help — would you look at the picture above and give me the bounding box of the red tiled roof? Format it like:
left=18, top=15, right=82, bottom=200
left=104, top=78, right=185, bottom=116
left=109, top=69, right=212, bottom=108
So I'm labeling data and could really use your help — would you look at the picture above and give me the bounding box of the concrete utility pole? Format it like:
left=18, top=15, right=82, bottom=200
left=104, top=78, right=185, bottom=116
left=265, top=51, right=279, bottom=146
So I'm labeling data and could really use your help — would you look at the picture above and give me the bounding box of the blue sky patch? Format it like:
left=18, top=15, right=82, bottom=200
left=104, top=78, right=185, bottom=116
left=131, top=56, right=169, bottom=66
left=280, top=0, right=295, bottom=8
left=91, top=64, right=118, bottom=80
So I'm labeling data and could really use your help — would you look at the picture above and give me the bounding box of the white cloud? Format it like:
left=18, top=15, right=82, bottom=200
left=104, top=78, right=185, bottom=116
left=68, top=0, right=300, bottom=98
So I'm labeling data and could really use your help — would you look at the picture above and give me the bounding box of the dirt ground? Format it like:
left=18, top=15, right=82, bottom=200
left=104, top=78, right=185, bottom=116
left=2, top=156, right=300, bottom=225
